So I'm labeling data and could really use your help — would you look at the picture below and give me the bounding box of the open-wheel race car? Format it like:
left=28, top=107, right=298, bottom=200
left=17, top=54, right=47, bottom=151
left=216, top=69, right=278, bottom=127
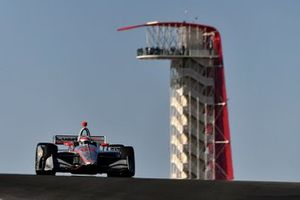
left=35, top=121, right=135, bottom=177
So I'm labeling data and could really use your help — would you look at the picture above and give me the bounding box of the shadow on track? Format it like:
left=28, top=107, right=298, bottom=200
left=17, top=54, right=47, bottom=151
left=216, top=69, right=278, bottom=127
left=1, top=174, right=300, bottom=200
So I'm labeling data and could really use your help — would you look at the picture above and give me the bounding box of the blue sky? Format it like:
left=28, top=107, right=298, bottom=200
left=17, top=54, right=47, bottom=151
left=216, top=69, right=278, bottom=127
left=0, top=0, right=299, bottom=181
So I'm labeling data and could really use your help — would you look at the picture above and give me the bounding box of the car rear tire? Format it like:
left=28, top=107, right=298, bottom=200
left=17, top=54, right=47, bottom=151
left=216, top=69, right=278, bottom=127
left=107, top=146, right=135, bottom=177
left=120, top=146, right=135, bottom=177
left=123, top=146, right=135, bottom=177
left=35, top=143, right=58, bottom=175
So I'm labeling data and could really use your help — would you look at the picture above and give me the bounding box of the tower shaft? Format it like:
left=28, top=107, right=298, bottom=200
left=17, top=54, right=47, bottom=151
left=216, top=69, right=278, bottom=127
left=118, top=22, right=233, bottom=180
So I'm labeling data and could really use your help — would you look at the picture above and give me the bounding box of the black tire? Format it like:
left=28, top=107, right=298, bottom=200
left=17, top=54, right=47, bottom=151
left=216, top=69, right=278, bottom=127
left=107, top=146, right=135, bottom=178
left=121, top=146, right=135, bottom=177
left=35, top=143, right=58, bottom=175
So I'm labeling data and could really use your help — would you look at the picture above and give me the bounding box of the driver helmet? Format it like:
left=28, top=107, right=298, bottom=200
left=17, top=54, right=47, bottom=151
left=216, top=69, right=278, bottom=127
left=79, top=136, right=91, bottom=144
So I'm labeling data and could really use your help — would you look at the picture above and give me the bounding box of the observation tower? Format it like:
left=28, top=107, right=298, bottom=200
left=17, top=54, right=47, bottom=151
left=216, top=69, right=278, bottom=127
left=118, top=21, right=233, bottom=180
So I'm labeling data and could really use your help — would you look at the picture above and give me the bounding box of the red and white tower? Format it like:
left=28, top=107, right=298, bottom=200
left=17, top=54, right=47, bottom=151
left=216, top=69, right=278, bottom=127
left=118, top=21, right=233, bottom=180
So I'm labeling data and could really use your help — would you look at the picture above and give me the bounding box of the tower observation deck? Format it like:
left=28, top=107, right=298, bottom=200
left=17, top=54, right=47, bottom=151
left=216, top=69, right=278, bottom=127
left=118, top=21, right=233, bottom=180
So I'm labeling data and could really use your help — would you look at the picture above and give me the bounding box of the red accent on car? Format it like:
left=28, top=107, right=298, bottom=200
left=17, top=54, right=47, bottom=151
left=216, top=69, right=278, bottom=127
left=81, top=121, right=88, bottom=127
left=101, top=143, right=109, bottom=147
left=64, top=141, right=73, bottom=147
left=79, top=136, right=90, bottom=143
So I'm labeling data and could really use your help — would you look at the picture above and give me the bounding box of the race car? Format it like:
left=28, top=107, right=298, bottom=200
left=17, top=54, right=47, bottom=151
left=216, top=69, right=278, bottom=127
left=35, top=121, right=135, bottom=177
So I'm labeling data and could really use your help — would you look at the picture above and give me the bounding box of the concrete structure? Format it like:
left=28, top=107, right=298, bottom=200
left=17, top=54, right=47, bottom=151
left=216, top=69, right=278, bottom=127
left=118, top=22, right=233, bottom=180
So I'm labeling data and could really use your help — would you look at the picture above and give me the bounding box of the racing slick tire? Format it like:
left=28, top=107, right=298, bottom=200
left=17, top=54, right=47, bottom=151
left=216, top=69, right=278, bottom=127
left=107, top=146, right=135, bottom=177
left=35, top=143, right=58, bottom=175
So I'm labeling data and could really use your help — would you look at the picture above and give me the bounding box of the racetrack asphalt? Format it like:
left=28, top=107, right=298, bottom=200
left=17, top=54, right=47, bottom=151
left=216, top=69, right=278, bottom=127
left=1, top=174, right=300, bottom=200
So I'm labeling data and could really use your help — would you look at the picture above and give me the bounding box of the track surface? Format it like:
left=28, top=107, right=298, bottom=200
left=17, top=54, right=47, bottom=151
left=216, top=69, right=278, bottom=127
left=1, top=174, right=300, bottom=200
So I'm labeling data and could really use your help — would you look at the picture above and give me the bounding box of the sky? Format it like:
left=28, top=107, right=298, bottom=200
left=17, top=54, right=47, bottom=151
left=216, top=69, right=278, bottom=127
left=0, top=0, right=299, bottom=182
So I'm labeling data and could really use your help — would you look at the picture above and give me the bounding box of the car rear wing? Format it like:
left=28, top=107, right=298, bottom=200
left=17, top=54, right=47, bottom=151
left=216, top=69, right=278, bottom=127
left=54, top=135, right=106, bottom=145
